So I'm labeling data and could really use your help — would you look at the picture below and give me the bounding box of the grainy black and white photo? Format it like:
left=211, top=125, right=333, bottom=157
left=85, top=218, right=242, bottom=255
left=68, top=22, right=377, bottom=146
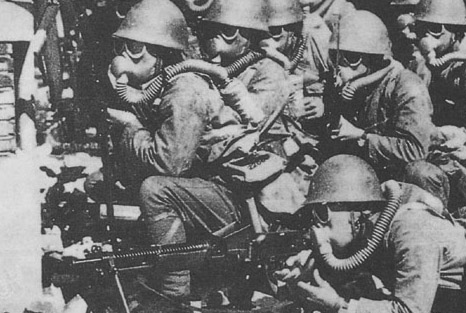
left=1, top=0, right=466, bottom=312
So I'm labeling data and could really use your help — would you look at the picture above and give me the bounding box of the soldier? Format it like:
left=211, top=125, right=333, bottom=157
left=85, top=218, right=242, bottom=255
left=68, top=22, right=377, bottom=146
left=260, top=0, right=304, bottom=73
left=275, top=154, right=466, bottom=313
left=261, top=0, right=328, bottom=125
left=413, top=0, right=466, bottom=126
left=194, top=0, right=290, bottom=124
left=389, top=0, right=424, bottom=72
left=138, top=0, right=292, bottom=302
left=84, top=0, right=233, bottom=200
left=323, top=10, right=435, bottom=180
left=292, top=0, right=356, bottom=135
left=412, top=0, right=466, bottom=211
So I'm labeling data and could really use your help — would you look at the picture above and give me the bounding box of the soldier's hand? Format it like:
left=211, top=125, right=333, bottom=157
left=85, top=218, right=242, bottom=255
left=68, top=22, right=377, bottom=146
left=106, top=108, right=139, bottom=126
left=296, top=269, right=346, bottom=313
left=302, top=96, right=325, bottom=120
left=331, top=116, right=364, bottom=141
left=273, top=249, right=314, bottom=283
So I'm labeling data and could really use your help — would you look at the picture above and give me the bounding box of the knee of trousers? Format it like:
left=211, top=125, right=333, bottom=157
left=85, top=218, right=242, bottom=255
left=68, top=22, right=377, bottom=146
left=140, top=176, right=186, bottom=244
left=139, top=176, right=179, bottom=214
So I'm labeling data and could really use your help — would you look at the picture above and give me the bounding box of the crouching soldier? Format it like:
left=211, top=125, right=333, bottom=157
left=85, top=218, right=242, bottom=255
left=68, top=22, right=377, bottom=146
left=323, top=10, right=435, bottom=180
left=138, top=0, right=293, bottom=302
left=84, top=0, right=240, bottom=201
left=275, top=154, right=466, bottom=313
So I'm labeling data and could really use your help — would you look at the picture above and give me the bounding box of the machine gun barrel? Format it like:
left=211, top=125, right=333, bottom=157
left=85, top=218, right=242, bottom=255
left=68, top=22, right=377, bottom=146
left=69, top=228, right=311, bottom=274
left=71, top=241, right=214, bottom=272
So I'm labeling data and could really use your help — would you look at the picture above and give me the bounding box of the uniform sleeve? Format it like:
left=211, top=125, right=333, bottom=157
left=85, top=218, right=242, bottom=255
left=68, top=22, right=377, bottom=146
left=225, top=58, right=290, bottom=123
left=120, top=73, right=219, bottom=178
left=353, top=208, right=442, bottom=313
left=366, top=71, right=435, bottom=166
left=247, top=58, right=291, bottom=119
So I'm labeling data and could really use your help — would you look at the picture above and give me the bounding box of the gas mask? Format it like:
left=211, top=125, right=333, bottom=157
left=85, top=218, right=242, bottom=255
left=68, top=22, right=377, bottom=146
left=331, top=50, right=368, bottom=89
left=330, top=50, right=394, bottom=101
left=109, top=38, right=164, bottom=88
left=197, top=22, right=253, bottom=66
left=260, top=23, right=303, bottom=70
left=416, top=21, right=466, bottom=68
left=306, top=204, right=372, bottom=259
left=303, top=180, right=401, bottom=273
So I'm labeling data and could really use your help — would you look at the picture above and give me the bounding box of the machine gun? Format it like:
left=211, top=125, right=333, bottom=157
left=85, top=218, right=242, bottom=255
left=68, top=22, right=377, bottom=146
left=66, top=226, right=311, bottom=312
left=71, top=226, right=310, bottom=271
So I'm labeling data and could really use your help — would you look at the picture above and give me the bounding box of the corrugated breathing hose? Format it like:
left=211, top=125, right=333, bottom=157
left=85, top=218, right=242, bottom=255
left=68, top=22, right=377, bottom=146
left=427, top=51, right=466, bottom=68
left=315, top=180, right=402, bottom=272
left=114, top=50, right=264, bottom=123
left=288, top=37, right=306, bottom=73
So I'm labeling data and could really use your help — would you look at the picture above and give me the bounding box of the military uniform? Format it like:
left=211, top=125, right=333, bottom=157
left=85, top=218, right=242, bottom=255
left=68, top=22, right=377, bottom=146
left=283, top=156, right=466, bottom=313
left=290, top=1, right=354, bottom=122
left=138, top=54, right=291, bottom=295
left=118, top=72, right=227, bottom=185
left=352, top=184, right=466, bottom=313
left=331, top=60, right=435, bottom=179
left=428, top=62, right=466, bottom=127
left=137, top=0, right=293, bottom=298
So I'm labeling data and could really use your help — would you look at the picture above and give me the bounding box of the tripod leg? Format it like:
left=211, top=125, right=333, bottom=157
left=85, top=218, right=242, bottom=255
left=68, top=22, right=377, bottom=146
left=114, top=270, right=131, bottom=313
left=109, top=258, right=131, bottom=313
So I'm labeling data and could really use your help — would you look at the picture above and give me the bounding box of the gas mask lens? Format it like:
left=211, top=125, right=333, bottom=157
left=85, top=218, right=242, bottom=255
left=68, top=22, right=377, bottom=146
left=330, top=50, right=363, bottom=69
left=269, top=26, right=285, bottom=39
left=113, top=38, right=125, bottom=55
left=426, top=23, right=445, bottom=37
left=340, top=51, right=363, bottom=68
left=113, top=38, right=146, bottom=59
left=197, top=22, right=239, bottom=42
left=219, top=25, right=239, bottom=41
left=312, top=204, right=330, bottom=226
left=125, top=40, right=146, bottom=58
left=269, top=22, right=303, bottom=39
left=415, top=21, right=445, bottom=38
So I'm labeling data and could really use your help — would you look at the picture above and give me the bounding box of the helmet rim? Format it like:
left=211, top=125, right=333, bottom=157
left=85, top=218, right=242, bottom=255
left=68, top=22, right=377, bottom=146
left=304, top=154, right=386, bottom=206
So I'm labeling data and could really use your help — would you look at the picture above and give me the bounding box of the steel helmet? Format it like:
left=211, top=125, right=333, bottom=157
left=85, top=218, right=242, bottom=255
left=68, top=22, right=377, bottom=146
left=266, top=0, right=303, bottom=27
left=113, top=0, right=189, bottom=50
left=414, top=0, right=466, bottom=25
left=329, top=10, right=392, bottom=55
left=304, top=154, right=385, bottom=205
left=203, top=0, right=269, bottom=32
